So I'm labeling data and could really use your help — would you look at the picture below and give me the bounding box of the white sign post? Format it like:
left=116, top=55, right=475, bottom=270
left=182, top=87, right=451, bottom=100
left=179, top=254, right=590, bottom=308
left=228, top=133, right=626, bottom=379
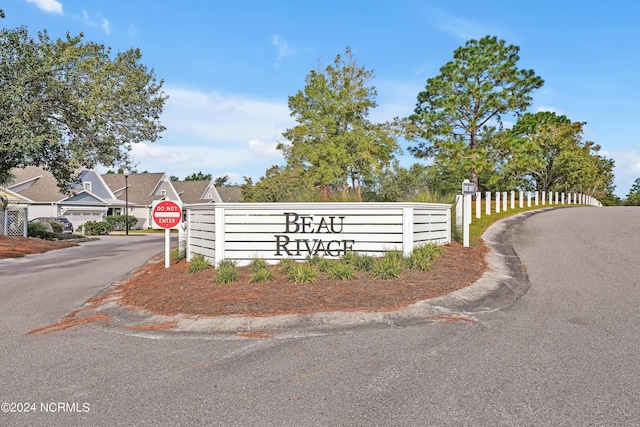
left=461, top=180, right=476, bottom=247
left=152, top=199, right=183, bottom=268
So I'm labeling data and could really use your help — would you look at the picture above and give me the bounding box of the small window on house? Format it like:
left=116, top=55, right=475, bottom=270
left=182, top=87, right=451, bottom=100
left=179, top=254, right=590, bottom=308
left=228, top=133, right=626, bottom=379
left=83, top=181, right=91, bottom=191
left=207, top=193, right=212, bottom=199
left=160, top=189, right=166, bottom=196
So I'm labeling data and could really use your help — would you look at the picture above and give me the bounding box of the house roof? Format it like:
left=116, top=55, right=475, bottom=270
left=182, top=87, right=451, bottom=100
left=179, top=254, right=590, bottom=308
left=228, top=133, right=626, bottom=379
left=101, top=172, right=179, bottom=206
left=8, top=166, right=75, bottom=202
left=216, top=186, right=243, bottom=203
left=0, top=187, right=33, bottom=205
left=173, top=180, right=222, bottom=204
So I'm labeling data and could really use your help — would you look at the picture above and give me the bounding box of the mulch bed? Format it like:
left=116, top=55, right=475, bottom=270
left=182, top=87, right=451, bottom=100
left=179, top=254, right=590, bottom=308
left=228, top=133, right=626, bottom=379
left=117, top=241, right=488, bottom=317
left=0, top=235, right=78, bottom=259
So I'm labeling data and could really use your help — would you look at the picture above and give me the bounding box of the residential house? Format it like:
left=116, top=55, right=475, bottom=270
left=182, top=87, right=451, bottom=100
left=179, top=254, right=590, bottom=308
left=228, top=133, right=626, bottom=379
left=101, top=172, right=181, bottom=229
left=172, top=180, right=222, bottom=204
left=7, top=166, right=123, bottom=230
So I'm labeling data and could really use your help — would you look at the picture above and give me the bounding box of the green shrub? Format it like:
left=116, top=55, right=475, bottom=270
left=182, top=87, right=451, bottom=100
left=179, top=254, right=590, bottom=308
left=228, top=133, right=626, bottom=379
left=106, top=215, right=138, bottom=231
left=214, top=259, right=239, bottom=284
left=407, top=243, right=443, bottom=271
left=370, top=255, right=404, bottom=280
left=27, top=222, right=56, bottom=240
left=187, top=253, right=210, bottom=274
left=288, top=263, right=319, bottom=284
left=83, top=221, right=113, bottom=235
left=249, top=268, right=276, bottom=283
left=249, top=257, right=269, bottom=273
left=326, top=263, right=357, bottom=280
left=49, top=221, right=63, bottom=233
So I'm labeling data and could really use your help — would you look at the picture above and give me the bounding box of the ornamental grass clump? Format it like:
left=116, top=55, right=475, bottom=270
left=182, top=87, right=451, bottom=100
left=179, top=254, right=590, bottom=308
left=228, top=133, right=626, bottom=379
left=187, top=253, right=210, bottom=274
left=213, top=259, right=239, bottom=284
left=249, top=257, right=269, bottom=273
left=370, top=251, right=405, bottom=280
left=249, top=267, right=276, bottom=283
left=407, top=243, right=443, bottom=271
left=341, top=251, right=374, bottom=272
left=278, top=258, right=296, bottom=274
left=326, top=263, right=357, bottom=281
left=288, top=263, right=319, bottom=284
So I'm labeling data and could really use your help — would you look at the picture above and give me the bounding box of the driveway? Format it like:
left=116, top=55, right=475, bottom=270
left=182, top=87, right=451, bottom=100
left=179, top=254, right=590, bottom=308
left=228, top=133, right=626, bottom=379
left=0, top=208, right=638, bottom=426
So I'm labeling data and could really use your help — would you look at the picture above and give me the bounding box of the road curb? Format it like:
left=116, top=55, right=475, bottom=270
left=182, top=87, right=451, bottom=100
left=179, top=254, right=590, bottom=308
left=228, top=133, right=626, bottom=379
left=88, top=209, right=552, bottom=339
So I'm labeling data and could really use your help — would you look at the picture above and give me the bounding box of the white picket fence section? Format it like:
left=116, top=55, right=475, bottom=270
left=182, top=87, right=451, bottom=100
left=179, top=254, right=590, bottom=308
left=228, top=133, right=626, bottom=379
left=183, top=202, right=451, bottom=266
left=455, top=190, right=602, bottom=234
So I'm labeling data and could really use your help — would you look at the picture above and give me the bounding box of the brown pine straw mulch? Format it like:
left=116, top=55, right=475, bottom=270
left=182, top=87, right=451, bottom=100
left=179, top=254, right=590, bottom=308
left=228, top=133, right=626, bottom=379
left=117, top=241, right=488, bottom=318
left=0, top=235, right=78, bottom=259
left=2, top=235, right=489, bottom=327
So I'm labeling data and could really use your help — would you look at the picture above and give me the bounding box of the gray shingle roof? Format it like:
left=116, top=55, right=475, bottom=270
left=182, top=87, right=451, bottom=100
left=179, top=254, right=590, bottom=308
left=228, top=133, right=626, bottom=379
left=172, top=181, right=211, bottom=204
left=216, top=186, right=243, bottom=203
left=101, top=172, right=179, bottom=206
left=8, top=166, right=75, bottom=202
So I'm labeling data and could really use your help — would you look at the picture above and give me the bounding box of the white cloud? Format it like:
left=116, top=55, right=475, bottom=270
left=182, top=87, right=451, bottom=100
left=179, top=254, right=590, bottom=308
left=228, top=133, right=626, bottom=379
left=606, top=148, right=640, bottom=196
left=536, top=106, right=564, bottom=115
left=26, top=0, right=63, bottom=15
left=162, top=86, right=293, bottom=144
left=248, top=139, right=282, bottom=158
left=272, top=35, right=295, bottom=60
left=428, top=6, right=512, bottom=41
left=78, top=9, right=111, bottom=35
left=126, top=86, right=293, bottom=180
left=102, top=18, right=111, bottom=35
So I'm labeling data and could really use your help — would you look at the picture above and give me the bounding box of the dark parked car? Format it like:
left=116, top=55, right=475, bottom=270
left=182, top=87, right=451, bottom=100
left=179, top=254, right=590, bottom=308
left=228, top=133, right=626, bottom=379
left=29, top=217, right=74, bottom=233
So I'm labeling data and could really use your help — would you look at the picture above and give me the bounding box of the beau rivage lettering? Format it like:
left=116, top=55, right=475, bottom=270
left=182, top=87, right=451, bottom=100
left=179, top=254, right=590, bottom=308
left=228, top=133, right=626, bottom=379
left=274, top=212, right=355, bottom=257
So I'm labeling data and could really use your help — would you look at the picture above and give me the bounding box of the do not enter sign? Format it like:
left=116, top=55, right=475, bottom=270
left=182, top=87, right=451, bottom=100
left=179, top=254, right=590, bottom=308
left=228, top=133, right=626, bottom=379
left=152, top=200, right=183, bottom=229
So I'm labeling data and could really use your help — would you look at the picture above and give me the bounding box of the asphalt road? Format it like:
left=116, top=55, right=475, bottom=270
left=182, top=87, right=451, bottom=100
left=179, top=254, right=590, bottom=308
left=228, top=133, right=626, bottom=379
left=0, top=208, right=638, bottom=426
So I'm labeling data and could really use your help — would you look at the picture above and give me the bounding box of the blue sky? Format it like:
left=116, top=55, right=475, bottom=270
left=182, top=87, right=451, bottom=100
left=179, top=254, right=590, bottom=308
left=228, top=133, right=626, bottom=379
left=4, top=0, right=640, bottom=197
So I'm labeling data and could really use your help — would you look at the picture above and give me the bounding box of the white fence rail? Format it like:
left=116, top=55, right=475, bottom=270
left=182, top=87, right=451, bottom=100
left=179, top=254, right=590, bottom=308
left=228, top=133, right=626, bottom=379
left=456, top=190, right=601, bottom=236
left=183, top=202, right=451, bottom=266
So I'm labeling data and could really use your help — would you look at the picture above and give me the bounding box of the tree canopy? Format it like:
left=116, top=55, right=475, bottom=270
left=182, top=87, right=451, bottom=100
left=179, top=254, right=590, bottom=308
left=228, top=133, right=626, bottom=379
left=0, top=26, right=167, bottom=190
left=278, top=47, right=399, bottom=200
left=498, top=112, right=615, bottom=197
left=407, top=35, right=544, bottom=189
left=184, top=171, right=212, bottom=181
left=625, top=178, right=640, bottom=206
left=241, top=166, right=316, bottom=202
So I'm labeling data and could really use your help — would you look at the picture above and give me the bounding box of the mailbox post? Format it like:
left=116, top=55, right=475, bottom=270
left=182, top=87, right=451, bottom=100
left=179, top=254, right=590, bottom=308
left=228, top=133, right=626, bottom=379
left=461, top=180, right=477, bottom=247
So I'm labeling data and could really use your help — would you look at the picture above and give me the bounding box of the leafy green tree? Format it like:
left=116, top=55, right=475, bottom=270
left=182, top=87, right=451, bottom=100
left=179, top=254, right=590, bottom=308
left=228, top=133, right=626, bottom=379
left=214, top=175, right=231, bottom=186
left=241, top=165, right=316, bottom=202
left=501, top=112, right=615, bottom=198
left=625, top=178, right=640, bottom=206
left=279, top=47, right=399, bottom=200
left=364, top=161, right=432, bottom=201
left=169, top=175, right=179, bottom=181
left=0, top=27, right=167, bottom=190
left=184, top=171, right=212, bottom=181
left=407, top=35, right=544, bottom=189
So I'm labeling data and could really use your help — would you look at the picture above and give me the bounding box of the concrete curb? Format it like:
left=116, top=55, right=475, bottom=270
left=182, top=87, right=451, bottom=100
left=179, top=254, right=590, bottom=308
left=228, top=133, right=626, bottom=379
left=89, top=209, right=549, bottom=339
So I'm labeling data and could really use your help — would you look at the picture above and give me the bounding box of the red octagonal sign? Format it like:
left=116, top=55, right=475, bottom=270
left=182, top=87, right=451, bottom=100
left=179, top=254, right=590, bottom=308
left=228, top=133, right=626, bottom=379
left=152, top=200, right=182, bottom=229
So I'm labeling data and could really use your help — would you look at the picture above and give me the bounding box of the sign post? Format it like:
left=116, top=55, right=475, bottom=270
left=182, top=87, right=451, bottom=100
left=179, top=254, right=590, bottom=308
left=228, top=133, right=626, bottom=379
left=461, top=180, right=477, bottom=247
left=152, top=199, right=183, bottom=268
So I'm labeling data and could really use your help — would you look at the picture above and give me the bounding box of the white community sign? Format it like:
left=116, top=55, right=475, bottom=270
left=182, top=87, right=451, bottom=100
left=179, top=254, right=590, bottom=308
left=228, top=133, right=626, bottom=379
left=181, top=202, right=452, bottom=267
